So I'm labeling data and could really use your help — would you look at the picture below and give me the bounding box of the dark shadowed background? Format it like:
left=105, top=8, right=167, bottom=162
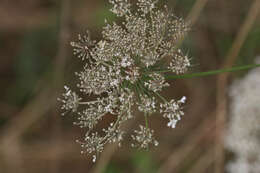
left=0, top=0, right=260, bottom=173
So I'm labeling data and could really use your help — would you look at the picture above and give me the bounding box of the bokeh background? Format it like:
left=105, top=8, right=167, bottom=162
left=0, top=0, right=260, bottom=173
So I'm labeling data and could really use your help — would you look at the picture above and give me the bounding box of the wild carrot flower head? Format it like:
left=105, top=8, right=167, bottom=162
left=59, top=0, right=190, bottom=162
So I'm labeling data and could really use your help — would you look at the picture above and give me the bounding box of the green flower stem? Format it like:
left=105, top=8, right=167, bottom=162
left=152, top=69, right=172, bottom=73
left=79, top=100, right=101, bottom=105
left=165, top=64, right=260, bottom=79
left=144, top=69, right=171, bottom=74
left=153, top=91, right=167, bottom=103
left=144, top=112, right=149, bottom=151
left=134, top=84, right=141, bottom=101
left=144, top=112, right=148, bottom=128
left=137, top=81, right=152, bottom=97
left=99, top=61, right=112, bottom=67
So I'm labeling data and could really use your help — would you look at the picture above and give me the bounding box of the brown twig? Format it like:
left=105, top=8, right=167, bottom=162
left=0, top=89, right=53, bottom=173
left=0, top=1, right=72, bottom=173
left=215, top=1, right=260, bottom=173
left=189, top=147, right=214, bottom=173
left=158, top=113, right=215, bottom=173
left=0, top=0, right=71, bottom=146
left=0, top=89, right=53, bottom=142
left=186, top=0, right=209, bottom=26
left=0, top=5, right=54, bottom=32
left=50, top=0, right=72, bottom=172
left=157, top=1, right=211, bottom=172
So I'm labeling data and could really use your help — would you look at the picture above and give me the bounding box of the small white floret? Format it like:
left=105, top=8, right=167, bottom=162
left=167, top=119, right=178, bottom=128
left=180, top=96, right=186, bottom=103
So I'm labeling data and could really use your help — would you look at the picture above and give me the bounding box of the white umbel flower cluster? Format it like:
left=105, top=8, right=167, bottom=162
left=225, top=57, right=260, bottom=173
left=131, top=125, right=159, bottom=148
left=59, top=0, right=190, bottom=162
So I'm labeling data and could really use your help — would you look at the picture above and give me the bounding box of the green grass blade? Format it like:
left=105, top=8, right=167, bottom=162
left=165, top=64, right=260, bottom=79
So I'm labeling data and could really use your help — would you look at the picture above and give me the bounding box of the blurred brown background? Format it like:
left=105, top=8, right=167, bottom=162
left=0, top=0, right=260, bottom=173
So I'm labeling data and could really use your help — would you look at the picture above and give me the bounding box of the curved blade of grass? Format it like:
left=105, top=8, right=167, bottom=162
left=165, top=64, right=260, bottom=79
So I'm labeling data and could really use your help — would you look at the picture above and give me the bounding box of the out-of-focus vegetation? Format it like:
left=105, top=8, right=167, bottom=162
left=0, top=0, right=259, bottom=173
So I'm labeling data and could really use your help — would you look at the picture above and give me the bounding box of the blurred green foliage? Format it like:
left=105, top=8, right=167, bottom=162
left=8, top=27, right=58, bottom=105
left=103, top=162, right=121, bottom=173
left=94, top=3, right=117, bottom=27
left=130, top=151, right=158, bottom=173
left=239, top=26, right=260, bottom=63
left=102, top=151, right=159, bottom=173
left=174, top=0, right=196, bottom=13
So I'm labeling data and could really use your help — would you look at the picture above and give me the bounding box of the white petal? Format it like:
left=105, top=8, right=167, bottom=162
left=180, top=96, right=186, bottom=103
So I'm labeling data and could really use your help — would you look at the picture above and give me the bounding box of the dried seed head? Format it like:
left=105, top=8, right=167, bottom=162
left=144, top=73, right=169, bottom=92
left=59, top=0, right=190, bottom=161
left=131, top=125, right=159, bottom=149
left=58, top=86, right=81, bottom=115
left=109, top=0, right=131, bottom=17
left=138, top=96, right=157, bottom=114
left=160, top=97, right=186, bottom=128
left=71, top=31, right=96, bottom=61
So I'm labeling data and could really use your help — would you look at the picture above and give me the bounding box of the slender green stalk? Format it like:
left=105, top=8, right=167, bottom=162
left=98, top=61, right=112, bottom=67
left=165, top=64, right=260, bottom=79
left=144, top=112, right=148, bottom=129
left=137, top=81, right=152, bottom=97
left=153, top=91, right=167, bottom=103
left=144, top=69, right=171, bottom=74
left=144, top=112, right=149, bottom=151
